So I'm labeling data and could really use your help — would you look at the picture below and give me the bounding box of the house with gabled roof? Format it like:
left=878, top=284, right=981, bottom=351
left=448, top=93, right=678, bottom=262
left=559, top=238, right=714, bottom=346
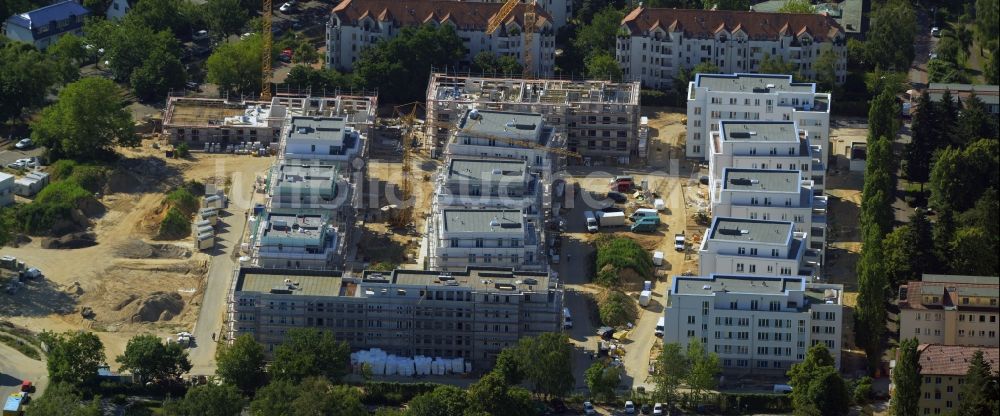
left=4, top=0, right=90, bottom=50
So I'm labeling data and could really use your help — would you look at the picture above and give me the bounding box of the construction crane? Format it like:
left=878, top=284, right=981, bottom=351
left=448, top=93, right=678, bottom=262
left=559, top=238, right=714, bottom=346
left=260, top=0, right=273, bottom=101
left=389, top=102, right=423, bottom=228
left=486, top=0, right=537, bottom=78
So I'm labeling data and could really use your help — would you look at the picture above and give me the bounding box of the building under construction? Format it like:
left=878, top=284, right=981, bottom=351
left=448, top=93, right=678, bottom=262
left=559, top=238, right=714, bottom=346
left=425, top=73, right=642, bottom=164
left=162, top=92, right=378, bottom=148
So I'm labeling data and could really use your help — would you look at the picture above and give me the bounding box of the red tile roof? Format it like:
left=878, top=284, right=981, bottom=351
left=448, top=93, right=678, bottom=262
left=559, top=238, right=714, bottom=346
left=898, top=280, right=1000, bottom=311
left=917, top=344, right=1000, bottom=376
left=332, top=0, right=552, bottom=32
left=620, top=7, right=843, bottom=41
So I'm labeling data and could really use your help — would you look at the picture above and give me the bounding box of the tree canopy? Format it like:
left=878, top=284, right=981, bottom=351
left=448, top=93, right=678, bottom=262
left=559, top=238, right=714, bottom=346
left=116, top=334, right=192, bottom=385
left=472, top=52, right=523, bottom=76
left=40, top=331, right=105, bottom=387
left=584, top=361, right=621, bottom=402
left=863, top=0, right=917, bottom=70
left=31, top=77, right=137, bottom=161
left=24, top=383, right=101, bottom=416
left=788, top=344, right=848, bottom=415
left=353, top=24, right=466, bottom=103
left=165, top=384, right=246, bottom=416
left=777, top=0, right=813, bottom=13
left=206, top=34, right=264, bottom=97
left=889, top=338, right=920, bottom=416
left=0, top=40, right=62, bottom=122
left=957, top=350, right=1000, bottom=416
left=216, top=333, right=267, bottom=393
left=270, top=328, right=351, bottom=383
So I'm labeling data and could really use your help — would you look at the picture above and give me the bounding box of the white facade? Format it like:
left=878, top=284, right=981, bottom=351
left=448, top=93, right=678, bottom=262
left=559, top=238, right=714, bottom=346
left=663, top=274, right=844, bottom=373
left=698, top=217, right=818, bottom=278
left=708, top=120, right=826, bottom=193
left=0, top=173, right=14, bottom=207
left=616, top=8, right=847, bottom=92
left=446, top=109, right=559, bottom=171
left=327, top=0, right=556, bottom=77
left=427, top=209, right=543, bottom=271
left=712, top=168, right=827, bottom=255
left=284, top=116, right=364, bottom=163
left=686, top=73, right=831, bottom=165
left=435, top=158, right=541, bottom=215
left=105, top=0, right=131, bottom=21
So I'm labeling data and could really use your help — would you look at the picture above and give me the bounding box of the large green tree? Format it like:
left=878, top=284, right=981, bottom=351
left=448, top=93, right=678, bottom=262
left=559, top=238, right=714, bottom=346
left=759, top=54, right=798, bottom=76
left=40, top=331, right=105, bottom=387
left=653, top=342, right=688, bottom=404
left=584, top=361, right=621, bottom=402
left=215, top=334, right=266, bottom=394
left=24, top=383, right=101, bottom=416
left=856, top=226, right=889, bottom=373
left=788, top=344, right=848, bottom=415
left=202, top=0, right=251, bottom=38
left=407, top=385, right=472, bottom=416
left=904, top=92, right=935, bottom=185
left=354, top=24, right=466, bottom=103
left=814, top=48, right=839, bottom=91
left=85, top=18, right=182, bottom=84
left=686, top=338, right=721, bottom=403
left=883, top=209, right=935, bottom=289
left=283, top=66, right=353, bottom=95
left=958, top=95, right=999, bottom=142
left=31, top=77, right=137, bottom=161
left=930, top=139, right=1000, bottom=213
left=131, top=48, right=187, bottom=102
left=125, top=0, right=192, bottom=38
left=165, top=384, right=246, bottom=416
left=574, top=7, right=624, bottom=58
left=116, top=334, right=191, bottom=385
left=270, top=328, right=351, bottom=383
left=207, top=34, right=264, bottom=96
left=585, top=53, right=623, bottom=81
left=0, top=41, right=61, bottom=122
left=249, top=379, right=298, bottom=416
left=949, top=226, right=999, bottom=276
left=516, top=332, right=575, bottom=398
left=869, top=90, right=900, bottom=144
left=863, top=0, right=917, bottom=70
left=46, top=34, right=87, bottom=83
left=466, top=372, right=535, bottom=416
left=890, top=338, right=921, bottom=416
left=289, top=378, right=366, bottom=416
left=957, top=350, right=1000, bottom=416
left=472, top=52, right=523, bottom=76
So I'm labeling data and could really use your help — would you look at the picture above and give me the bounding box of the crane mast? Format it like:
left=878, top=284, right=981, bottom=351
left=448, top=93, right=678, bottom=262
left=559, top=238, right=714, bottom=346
left=260, top=0, right=273, bottom=101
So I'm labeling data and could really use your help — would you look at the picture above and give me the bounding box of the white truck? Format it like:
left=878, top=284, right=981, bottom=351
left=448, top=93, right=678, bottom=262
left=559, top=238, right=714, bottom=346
left=595, top=211, right=626, bottom=228
left=584, top=211, right=599, bottom=232
left=674, top=233, right=686, bottom=251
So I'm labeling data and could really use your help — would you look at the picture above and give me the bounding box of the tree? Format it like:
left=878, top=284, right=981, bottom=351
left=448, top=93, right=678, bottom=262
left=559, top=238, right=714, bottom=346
left=758, top=54, right=798, bottom=75
left=270, top=328, right=350, bottom=383
left=890, top=338, right=921, bottom=416
left=958, top=95, right=999, bottom=142
left=814, top=48, right=838, bottom=90
left=407, top=385, right=472, bottom=416
left=936, top=89, right=959, bottom=147
left=958, top=350, right=1000, bottom=416
left=788, top=344, right=848, bottom=415
left=516, top=332, right=575, bottom=398
left=0, top=41, right=60, bottom=122
left=353, top=24, right=466, bottom=103
left=777, top=0, right=813, bottom=13
left=289, top=378, right=366, bottom=416
left=294, top=43, right=320, bottom=65
left=203, top=0, right=250, bottom=38
left=24, top=383, right=101, bottom=416
left=283, top=66, right=352, bottom=94
left=467, top=372, right=535, bottom=416
left=40, top=331, right=105, bottom=386
left=249, top=379, right=297, bottom=416
left=493, top=348, right=524, bottom=386
left=974, top=0, right=999, bottom=56
left=207, top=34, right=263, bottom=96
left=869, top=89, right=900, bottom=143
left=216, top=334, right=266, bottom=394
left=856, top=226, right=889, bottom=373
left=125, top=0, right=192, bottom=38
left=985, top=48, right=999, bottom=85
left=472, top=52, right=523, bottom=76
left=573, top=7, right=624, bottom=57
left=674, top=62, right=721, bottom=92
left=31, top=77, right=137, bottom=161
left=905, top=92, right=935, bottom=185
left=585, top=361, right=621, bottom=402
left=585, top=53, right=623, bottom=81
left=131, top=47, right=187, bottom=102
left=46, top=34, right=87, bottom=83
left=653, top=342, right=687, bottom=404
left=861, top=137, right=895, bottom=236
left=703, top=0, right=750, bottom=10
left=929, top=140, right=1000, bottom=213
left=863, top=0, right=917, bottom=71
left=116, top=334, right=191, bottom=385
left=686, top=338, right=721, bottom=403
left=86, top=19, right=182, bottom=83
left=949, top=226, right=999, bottom=276
left=959, top=188, right=1000, bottom=263
left=165, top=384, right=246, bottom=416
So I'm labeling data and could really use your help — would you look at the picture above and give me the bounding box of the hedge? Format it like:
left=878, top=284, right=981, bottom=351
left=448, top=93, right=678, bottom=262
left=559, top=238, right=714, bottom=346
left=716, top=392, right=793, bottom=414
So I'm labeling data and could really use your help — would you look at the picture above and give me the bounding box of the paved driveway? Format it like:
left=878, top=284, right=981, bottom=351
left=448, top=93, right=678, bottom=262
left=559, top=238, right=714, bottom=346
left=0, top=146, right=45, bottom=169
left=0, top=341, right=47, bottom=403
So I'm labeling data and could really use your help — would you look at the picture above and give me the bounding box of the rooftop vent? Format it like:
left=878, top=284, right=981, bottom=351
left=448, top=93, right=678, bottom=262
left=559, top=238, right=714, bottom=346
left=490, top=217, right=501, bottom=227
left=741, top=229, right=750, bottom=234
left=492, top=168, right=503, bottom=175
left=522, top=278, right=539, bottom=285
left=702, top=284, right=712, bottom=290
left=766, top=84, right=775, bottom=89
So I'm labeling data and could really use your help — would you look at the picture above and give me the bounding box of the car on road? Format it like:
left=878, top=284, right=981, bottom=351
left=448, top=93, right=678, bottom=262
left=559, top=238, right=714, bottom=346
left=583, top=401, right=596, bottom=415
left=624, top=401, right=636, bottom=414
left=14, top=138, right=33, bottom=150
left=607, top=191, right=627, bottom=203
left=674, top=233, right=685, bottom=251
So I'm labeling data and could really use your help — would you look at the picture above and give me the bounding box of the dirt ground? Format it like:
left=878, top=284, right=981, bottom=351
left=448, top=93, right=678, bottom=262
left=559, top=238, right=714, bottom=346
left=1, top=138, right=273, bottom=365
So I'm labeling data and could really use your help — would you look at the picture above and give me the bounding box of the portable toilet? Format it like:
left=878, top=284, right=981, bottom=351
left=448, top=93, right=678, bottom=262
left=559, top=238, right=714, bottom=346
left=639, top=291, right=652, bottom=307
left=194, top=219, right=212, bottom=229
left=654, top=199, right=665, bottom=211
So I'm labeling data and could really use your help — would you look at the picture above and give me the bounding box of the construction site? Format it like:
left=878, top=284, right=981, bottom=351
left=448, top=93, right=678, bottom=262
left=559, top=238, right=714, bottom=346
left=425, top=73, right=642, bottom=164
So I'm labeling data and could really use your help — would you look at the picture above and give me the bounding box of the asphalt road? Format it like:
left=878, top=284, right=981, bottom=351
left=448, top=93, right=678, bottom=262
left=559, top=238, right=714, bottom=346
left=0, top=341, right=47, bottom=404
left=0, top=146, right=45, bottom=169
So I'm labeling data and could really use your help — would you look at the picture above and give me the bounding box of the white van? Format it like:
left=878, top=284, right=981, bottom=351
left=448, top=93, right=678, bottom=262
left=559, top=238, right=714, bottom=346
left=655, top=317, right=665, bottom=337
left=773, top=384, right=793, bottom=394
left=630, top=208, right=658, bottom=222
left=584, top=211, right=599, bottom=232
left=563, top=307, right=573, bottom=329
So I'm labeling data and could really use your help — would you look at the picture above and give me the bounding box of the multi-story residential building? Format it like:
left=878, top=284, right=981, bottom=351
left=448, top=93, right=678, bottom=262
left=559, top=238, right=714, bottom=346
left=708, top=120, right=826, bottom=193
left=711, top=168, right=827, bottom=256
left=698, top=217, right=819, bottom=278
left=270, top=163, right=344, bottom=210
left=663, top=274, right=844, bottom=374
left=446, top=109, right=562, bottom=172
left=327, top=0, right=556, bottom=77
left=926, top=83, right=1000, bottom=115
left=163, top=97, right=287, bottom=147
left=228, top=266, right=562, bottom=369
left=686, top=73, right=831, bottom=162
left=425, top=73, right=641, bottom=163
left=4, top=1, right=90, bottom=50
left=255, top=210, right=341, bottom=269
left=616, top=8, right=847, bottom=91
left=427, top=209, right=542, bottom=271
left=912, top=344, right=1000, bottom=415
left=284, top=116, right=365, bottom=165
left=435, top=158, right=540, bottom=215
left=898, top=275, right=1000, bottom=347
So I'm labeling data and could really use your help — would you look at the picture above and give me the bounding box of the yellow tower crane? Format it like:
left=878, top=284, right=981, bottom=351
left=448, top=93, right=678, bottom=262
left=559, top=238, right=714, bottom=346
left=389, top=102, right=423, bottom=228
left=486, top=0, right=537, bottom=78
left=260, top=0, right=273, bottom=101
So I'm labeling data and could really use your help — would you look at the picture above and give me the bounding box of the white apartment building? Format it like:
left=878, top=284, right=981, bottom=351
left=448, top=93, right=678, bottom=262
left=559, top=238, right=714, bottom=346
left=427, top=209, right=542, bottom=271
left=446, top=109, right=560, bottom=172
left=699, top=217, right=820, bottom=279
left=616, top=8, right=848, bottom=91
left=709, top=120, right=826, bottom=193
left=663, top=274, right=844, bottom=374
left=284, top=116, right=365, bottom=164
left=686, top=73, right=831, bottom=163
left=327, top=0, right=556, bottom=77
left=712, top=168, right=827, bottom=255
left=256, top=210, right=341, bottom=269
left=435, top=158, right=541, bottom=215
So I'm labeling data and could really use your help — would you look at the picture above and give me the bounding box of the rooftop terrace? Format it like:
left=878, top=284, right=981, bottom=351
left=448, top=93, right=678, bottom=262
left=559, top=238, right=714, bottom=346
left=708, top=217, right=794, bottom=245
left=446, top=159, right=528, bottom=184
left=442, top=209, right=525, bottom=233
left=721, top=121, right=801, bottom=142
left=722, top=168, right=802, bottom=193
left=695, top=73, right=816, bottom=94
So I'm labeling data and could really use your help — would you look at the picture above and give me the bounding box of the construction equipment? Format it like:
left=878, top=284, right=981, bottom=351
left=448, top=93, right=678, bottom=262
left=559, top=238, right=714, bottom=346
left=260, top=0, right=273, bottom=101
left=389, top=102, right=422, bottom=228
left=486, top=0, right=537, bottom=78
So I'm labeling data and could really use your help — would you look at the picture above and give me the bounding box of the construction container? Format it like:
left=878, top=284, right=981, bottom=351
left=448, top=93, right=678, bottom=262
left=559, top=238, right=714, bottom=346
left=194, top=219, right=212, bottom=229
left=196, top=233, right=214, bottom=250
left=639, top=290, right=651, bottom=307
left=203, top=195, right=224, bottom=209
left=196, top=225, right=213, bottom=235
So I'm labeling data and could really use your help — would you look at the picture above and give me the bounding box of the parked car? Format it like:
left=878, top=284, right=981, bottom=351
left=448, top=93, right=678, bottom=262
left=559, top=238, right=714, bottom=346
left=641, top=403, right=652, bottom=414
left=607, top=191, right=627, bottom=203
left=624, top=401, right=636, bottom=414
left=14, top=138, right=33, bottom=149
left=23, top=268, right=42, bottom=279
left=931, top=26, right=941, bottom=37
left=582, top=401, right=596, bottom=415
left=7, top=161, right=26, bottom=170
left=192, top=29, right=209, bottom=41
left=653, top=403, right=664, bottom=415
left=279, top=1, right=295, bottom=12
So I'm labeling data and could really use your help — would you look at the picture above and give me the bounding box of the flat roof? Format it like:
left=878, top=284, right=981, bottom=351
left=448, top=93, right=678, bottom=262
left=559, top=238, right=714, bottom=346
left=722, top=168, right=801, bottom=193
left=236, top=268, right=344, bottom=296
left=261, top=210, right=330, bottom=244
left=442, top=209, right=524, bottom=233
left=708, top=217, right=793, bottom=245
left=695, top=73, right=816, bottom=94
left=673, top=274, right=804, bottom=295
left=721, top=121, right=800, bottom=142
left=274, top=163, right=338, bottom=197
left=428, top=73, right=641, bottom=106
left=458, top=110, right=544, bottom=142
left=447, top=159, right=527, bottom=183
left=289, top=116, right=350, bottom=143
left=164, top=97, right=277, bottom=127
left=363, top=266, right=552, bottom=293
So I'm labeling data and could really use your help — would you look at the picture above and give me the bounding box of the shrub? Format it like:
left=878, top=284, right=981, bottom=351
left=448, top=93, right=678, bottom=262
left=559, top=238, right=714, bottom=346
left=49, top=159, right=78, bottom=181
left=35, top=180, right=92, bottom=206
left=68, top=165, right=108, bottom=193
left=175, top=143, right=190, bottom=158
left=16, top=181, right=96, bottom=234
left=158, top=207, right=191, bottom=240
left=594, top=238, right=654, bottom=287
left=640, top=89, right=681, bottom=107
left=598, top=290, right=637, bottom=327
left=360, top=382, right=442, bottom=406
left=851, top=376, right=873, bottom=405
left=165, top=187, right=199, bottom=216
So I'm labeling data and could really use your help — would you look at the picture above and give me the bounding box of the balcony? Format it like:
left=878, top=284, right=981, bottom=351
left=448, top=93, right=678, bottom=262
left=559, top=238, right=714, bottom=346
left=812, top=195, right=828, bottom=213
